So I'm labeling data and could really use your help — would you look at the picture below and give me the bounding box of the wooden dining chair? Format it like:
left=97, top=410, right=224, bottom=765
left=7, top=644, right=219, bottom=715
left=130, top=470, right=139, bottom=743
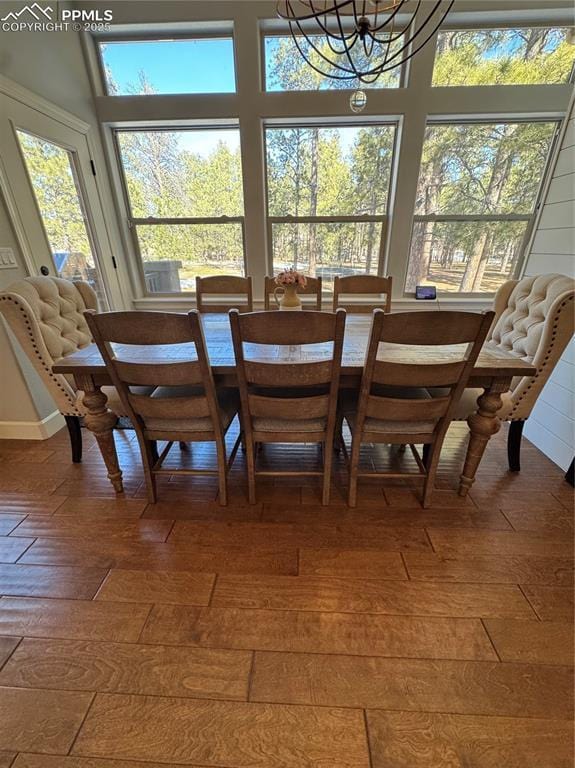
left=85, top=310, right=241, bottom=505
left=230, top=308, right=346, bottom=505
left=332, top=275, right=392, bottom=313
left=264, top=275, right=323, bottom=310
left=341, top=309, right=494, bottom=508
left=196, top=275, right=253, bottom=313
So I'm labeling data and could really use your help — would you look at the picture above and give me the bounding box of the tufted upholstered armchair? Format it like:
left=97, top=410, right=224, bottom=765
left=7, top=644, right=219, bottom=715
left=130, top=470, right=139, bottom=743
left=0, top=276, right=129, bottom=462
left=439, top=273, right=574, bottom=471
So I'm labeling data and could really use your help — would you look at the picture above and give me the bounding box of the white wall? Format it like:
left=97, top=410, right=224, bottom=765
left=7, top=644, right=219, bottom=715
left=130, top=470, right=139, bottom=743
left=0, top=189, right=61, bottom=437
left=523, top=103, right=575, bottom=472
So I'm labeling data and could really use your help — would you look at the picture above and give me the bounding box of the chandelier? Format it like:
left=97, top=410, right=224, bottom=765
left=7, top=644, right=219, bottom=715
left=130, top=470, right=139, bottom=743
left=276, top=1, right=454, bottom=86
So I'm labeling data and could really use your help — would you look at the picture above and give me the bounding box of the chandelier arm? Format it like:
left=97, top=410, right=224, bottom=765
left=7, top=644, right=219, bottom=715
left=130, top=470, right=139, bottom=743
left=370, top=0, right=406, bottom=33
left=307, top=0, right=360, bottom=43
left=374, top=0, right=455, bottom=72
left=369, top=0, right=446, bottom=69
left=381, top=15, right=395, bottom=69
left=334, top=2, right=364, bottom=77
left=370, top=1, right=421, bottom=46
left=277, top=0, right=357, bottom=23
left=372, top=0, right=380, bottom=34
left=325, top=34, right=361, bottom=59
left=279, top=0, right=454, bottom=81
left=363, top=33, right=375, bottom=59
left=288, top=24, right=339, bottom=78
left=290, top=18, right=361, bottom=77
left=291, top=45, right=362, bottom=79
left=335, top=0, right=447, bottom=80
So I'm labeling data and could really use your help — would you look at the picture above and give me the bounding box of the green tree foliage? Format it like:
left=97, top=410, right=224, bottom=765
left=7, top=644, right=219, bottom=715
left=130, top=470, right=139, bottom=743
left=433, top=28, right=575, bottom=86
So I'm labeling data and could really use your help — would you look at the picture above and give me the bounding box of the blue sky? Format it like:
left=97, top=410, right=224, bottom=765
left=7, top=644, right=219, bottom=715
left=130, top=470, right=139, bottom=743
left=101, top=38, right=236, bottom=95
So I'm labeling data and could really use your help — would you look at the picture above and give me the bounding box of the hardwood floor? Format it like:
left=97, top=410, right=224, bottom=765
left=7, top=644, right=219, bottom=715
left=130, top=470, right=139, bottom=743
left=0, top=422, right=572, bottom=767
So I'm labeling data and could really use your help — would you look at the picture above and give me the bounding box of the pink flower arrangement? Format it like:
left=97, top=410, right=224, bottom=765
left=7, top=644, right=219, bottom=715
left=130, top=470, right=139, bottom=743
left=274, top=268, right=308, bottom=288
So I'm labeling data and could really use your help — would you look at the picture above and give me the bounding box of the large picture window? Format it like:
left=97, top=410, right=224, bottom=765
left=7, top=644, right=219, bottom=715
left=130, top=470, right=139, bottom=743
left=116, top=128, right=245, bottom=293
left=405, top=121, right=557, bottom=294
left=265, top=124, right=396, bottom=290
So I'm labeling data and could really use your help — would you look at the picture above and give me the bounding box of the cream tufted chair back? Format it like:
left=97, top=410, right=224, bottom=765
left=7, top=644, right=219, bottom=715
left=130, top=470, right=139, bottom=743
left=0, top=276, right=98, bottom=416
left=485, top=273, right=575, bottom=420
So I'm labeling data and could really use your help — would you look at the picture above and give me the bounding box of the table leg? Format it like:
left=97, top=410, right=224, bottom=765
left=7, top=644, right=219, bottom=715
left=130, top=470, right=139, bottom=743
left=459, top=378, right=510, bottom=497
left=77, top=374, right=123, bottom=493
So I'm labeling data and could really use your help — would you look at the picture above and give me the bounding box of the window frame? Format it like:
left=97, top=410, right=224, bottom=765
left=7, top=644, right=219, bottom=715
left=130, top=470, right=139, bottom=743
left=96, top=31, right=239, bottom=96
left=261, top=30, right=408, bottom=92
left=112, top=124, right=247, bottom=296
left=406, top=116, right=562, bottom=296
left=263, top=119, right=399, bottom=287
left=83, top=4, right=574, bottom=307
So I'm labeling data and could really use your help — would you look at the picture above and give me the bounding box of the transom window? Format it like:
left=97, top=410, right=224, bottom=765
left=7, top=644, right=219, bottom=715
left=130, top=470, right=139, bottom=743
left=405, top=121, right=558, bottom=294
left=264, top=35, right=404, bottom=90
left=265, top=124, right=397, bottom=291
left=433, top=27, right=575, bottom=86
left=99, top=38, right=237, bottom=95
left=116, top=128, right=245, bottom=293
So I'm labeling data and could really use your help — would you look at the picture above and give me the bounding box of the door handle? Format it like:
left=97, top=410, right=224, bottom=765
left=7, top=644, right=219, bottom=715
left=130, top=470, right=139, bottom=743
left=40, top=266, right=50, bottom=276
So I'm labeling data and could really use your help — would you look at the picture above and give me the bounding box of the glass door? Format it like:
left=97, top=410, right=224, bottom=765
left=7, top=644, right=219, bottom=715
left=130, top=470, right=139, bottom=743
left=16, top=130, right=108, bottom=307
left=0, top=90, right=125, bottom=309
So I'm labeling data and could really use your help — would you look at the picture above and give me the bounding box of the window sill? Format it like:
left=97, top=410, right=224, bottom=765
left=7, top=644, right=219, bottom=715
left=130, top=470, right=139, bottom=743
left=132, top=296, right=493, bottom=312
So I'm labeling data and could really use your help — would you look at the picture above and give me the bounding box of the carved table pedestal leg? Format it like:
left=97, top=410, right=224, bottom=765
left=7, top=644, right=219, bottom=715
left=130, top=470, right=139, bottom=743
left=77, top=374, right=123, bottom=493
left=459, top=377, right=511, bottom=497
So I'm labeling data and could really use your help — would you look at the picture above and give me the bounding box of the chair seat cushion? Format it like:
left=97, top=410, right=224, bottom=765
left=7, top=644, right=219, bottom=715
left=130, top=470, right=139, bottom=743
left=345, top=413, right=437, bottom=435
left=146, top=386, right=239, bottom=434
left=342, top=386, right=435, bottom=436
left=252, top=416, right=326, bottom=433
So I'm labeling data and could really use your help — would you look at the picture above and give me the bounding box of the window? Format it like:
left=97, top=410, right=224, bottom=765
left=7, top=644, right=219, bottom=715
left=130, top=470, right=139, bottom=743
left=433, top=28, right=575, bottom=86
left=406, top=121, right=557, bottom=294
left=265, top=124, right=396, bottom=289
left=116, top=128, right=245, bottom=293
left=264, top=35, right=403, bottom=90
left=16, top=130, right=108, bottom=305
left=94, top=9, right=572, bottom=302
left=99, top=38, right=236, bottom=95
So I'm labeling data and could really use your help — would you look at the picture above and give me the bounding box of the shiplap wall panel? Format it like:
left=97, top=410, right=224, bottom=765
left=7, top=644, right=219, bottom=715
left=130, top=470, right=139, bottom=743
left=531, top=227, right=575, bottom=255
left=559, top=337, right=575, bottom=365
left=538, top=200, right=575, bottom=229
left=525, top=417, right=573, bottom=470
left=535, top=378, right=575, bottom=420
left=529, top=396, right=575, bottom=447
left=546, top=174, right=575, bottom=204
left=523, top=105, right=575, bottom=472
left=553, top=146, right=575, bottom=178
left=562, top=117, right=575, bottom=149
left=525, top=252, right=574, bottom=276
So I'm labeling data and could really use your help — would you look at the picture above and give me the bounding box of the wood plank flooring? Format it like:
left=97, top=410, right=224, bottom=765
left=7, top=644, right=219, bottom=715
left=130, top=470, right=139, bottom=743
left=0, top=422, right=572, bottom=767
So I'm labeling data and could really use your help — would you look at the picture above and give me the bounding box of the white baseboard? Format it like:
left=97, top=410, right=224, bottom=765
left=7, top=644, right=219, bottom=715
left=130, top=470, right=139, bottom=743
left=0, top=410, right=65, bottom=440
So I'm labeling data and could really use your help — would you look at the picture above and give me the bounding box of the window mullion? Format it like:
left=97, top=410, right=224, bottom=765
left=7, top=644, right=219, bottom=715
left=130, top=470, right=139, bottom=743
left=384, top=26, right=437, bottom=298
left=235, top=13, right=269, bottom=298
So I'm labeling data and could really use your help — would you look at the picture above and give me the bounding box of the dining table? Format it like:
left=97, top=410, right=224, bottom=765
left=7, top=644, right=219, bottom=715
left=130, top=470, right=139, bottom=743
left=52, top=312, right=536, bottom=497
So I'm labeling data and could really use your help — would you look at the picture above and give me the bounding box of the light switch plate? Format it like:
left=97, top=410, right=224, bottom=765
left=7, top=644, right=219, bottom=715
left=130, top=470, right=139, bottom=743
left=0, top=247, right=17, bottom=269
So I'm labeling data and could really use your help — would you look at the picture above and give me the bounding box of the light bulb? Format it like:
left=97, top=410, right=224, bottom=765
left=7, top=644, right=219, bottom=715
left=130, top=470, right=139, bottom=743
left=350, top=89, right=367, bottom=113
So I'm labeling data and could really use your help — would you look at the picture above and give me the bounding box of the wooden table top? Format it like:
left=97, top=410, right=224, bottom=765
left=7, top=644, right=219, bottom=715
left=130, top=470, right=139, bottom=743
left=53, top=313, right=535, bottom=380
